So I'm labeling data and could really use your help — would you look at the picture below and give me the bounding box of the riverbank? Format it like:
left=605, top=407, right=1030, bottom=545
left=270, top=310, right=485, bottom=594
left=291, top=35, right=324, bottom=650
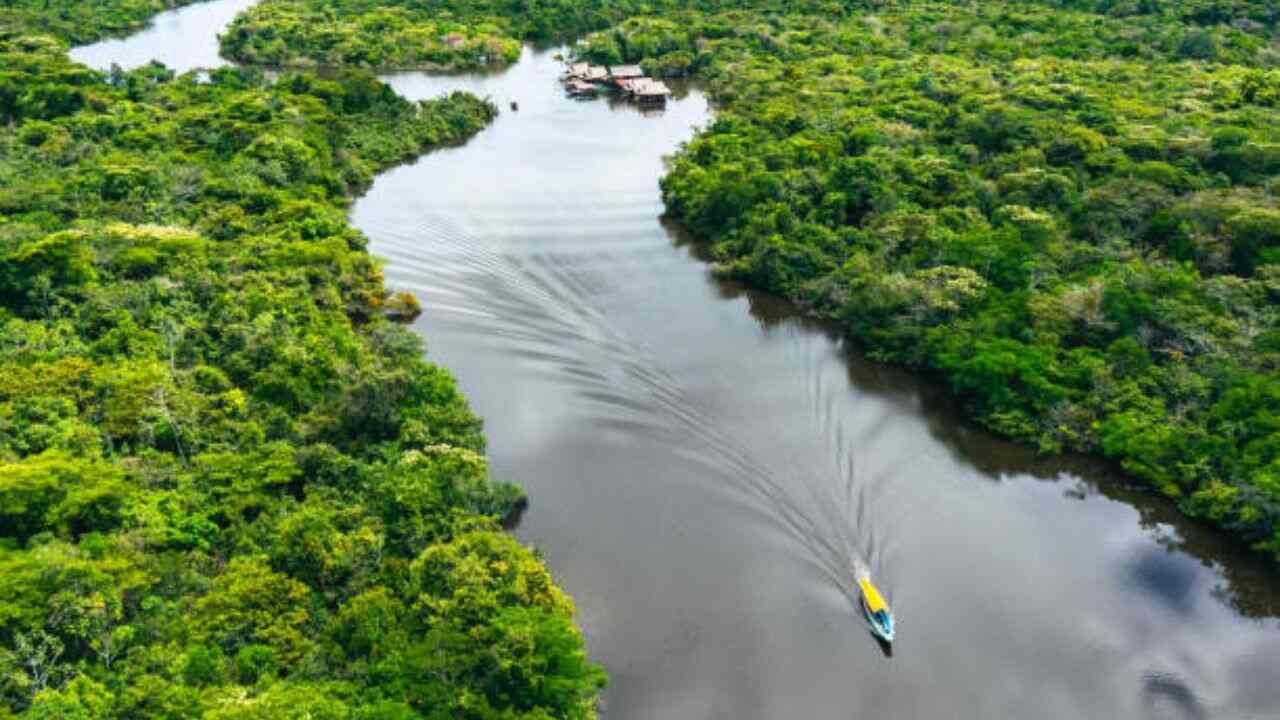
left=0, top=0, right=206, bottom=45
left=357, top=47, right=1280, bottom=719
left=578, top=6, right=1280, bottom=563
left=219, top=0, right=520, bottom=70
left=15, top=1, right=1280, bottom=718
left=176, top=0, right=1280, bottom=564
left=0, top=3, right=603, bottom=717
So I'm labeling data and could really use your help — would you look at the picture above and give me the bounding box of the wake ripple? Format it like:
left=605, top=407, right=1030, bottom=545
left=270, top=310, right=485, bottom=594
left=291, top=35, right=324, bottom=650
left=370, top=208, right=901, bottom=617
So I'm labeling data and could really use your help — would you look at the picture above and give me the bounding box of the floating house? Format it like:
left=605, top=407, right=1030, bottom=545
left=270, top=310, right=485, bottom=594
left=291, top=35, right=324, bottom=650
left=560, top=61, right=668, bottom=107
left=629, top=78, right=672, bottom=105
left=566, top=63, right=609, bottom=82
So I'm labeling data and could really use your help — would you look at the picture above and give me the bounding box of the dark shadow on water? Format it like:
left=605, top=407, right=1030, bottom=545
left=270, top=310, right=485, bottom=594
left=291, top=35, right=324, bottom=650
left=501, top=496, right=529, bottom=531
left=873, top=635, right=893, bottom=659
left=661, top=216, right=1280, bottom=622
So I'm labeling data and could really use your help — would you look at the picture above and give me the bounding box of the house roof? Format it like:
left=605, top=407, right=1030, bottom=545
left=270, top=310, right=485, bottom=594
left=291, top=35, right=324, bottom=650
left=609, top=65, right=644, bottom=78
left=631, top=78, right=671, bottom=96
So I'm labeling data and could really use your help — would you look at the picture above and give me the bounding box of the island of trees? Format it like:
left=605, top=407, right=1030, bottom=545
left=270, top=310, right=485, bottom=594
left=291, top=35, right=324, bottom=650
left=0, top=2, right=604, bottom=718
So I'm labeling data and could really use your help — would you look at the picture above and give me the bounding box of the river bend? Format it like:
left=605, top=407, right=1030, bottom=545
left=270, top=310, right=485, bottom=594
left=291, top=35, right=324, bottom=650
left=71, top=7, right=1280, bottom=719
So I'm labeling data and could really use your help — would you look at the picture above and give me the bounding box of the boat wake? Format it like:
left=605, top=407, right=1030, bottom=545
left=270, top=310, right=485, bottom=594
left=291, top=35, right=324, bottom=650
left=368, top=202, right=907, bottom=627
left=356, top=75, right=906, bottom=634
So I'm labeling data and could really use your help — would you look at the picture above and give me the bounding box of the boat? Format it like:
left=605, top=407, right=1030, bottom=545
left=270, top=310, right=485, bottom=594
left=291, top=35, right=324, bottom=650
left=857, top=574, right=894, bottom=643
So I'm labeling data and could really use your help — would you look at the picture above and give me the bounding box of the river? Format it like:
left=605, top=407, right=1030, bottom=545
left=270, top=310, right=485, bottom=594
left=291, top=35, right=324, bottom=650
left=72, top=4, right=1280, bottom=719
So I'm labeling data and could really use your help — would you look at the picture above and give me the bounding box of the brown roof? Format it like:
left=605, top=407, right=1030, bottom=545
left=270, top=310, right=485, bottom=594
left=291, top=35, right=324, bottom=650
left=631, top=78, right=671, bottom=96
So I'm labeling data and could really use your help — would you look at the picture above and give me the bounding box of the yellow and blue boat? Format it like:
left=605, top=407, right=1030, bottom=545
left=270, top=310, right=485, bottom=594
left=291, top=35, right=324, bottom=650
left=857, top=574, right=894, bottom=643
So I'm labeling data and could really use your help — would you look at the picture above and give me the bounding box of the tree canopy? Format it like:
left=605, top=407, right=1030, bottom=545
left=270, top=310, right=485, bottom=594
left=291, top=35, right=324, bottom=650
left=575, top=2, right=1280, bottom=560
left=0, top=0, right=204, bottom=45
left=0, top=4, right=604, bottom=717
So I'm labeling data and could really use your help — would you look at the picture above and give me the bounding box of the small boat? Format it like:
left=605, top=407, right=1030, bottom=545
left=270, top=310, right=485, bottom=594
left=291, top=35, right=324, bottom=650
left=857, top=574, right=894, bottom=643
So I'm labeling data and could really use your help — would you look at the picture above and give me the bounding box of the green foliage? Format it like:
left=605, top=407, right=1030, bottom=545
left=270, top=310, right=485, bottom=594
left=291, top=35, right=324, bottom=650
left=0, top=0, right=204, bottom=46
left=570, top=1, right=1280, bottom=560
left=180, top=645, right=226, bottom=687
left=395, top=532, right=605, bottom=718
left=221, top=1, right=521, bottom=69
left=218, top=0, right=870, bottom=70
left=0, top=9, right=599, bottom=718
left=484, top=606, right=607, bottom=719
left=0, top=452, right=129, bottom=541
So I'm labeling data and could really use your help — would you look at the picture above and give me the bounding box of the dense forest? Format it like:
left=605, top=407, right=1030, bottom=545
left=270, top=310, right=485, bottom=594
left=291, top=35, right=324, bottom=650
left=0, top=4, right=603, bottom=719
left=5, top=0, right=1280, bottom=712
left=221, top=1, right=521, bottom=69
left=220, top=0, right=1280, bottom=561
left=581, top=2, right=1280, bottom=560
left=0, top=0, right=203, bottom=44
left=218, top=0, right=856, bottom=69
left=218, top=0, right=1280, bottom=68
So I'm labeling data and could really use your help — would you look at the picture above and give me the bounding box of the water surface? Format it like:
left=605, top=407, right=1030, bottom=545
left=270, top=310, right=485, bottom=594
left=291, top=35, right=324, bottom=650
left=75, top=10, right=1280, bottom=720
left=360, top=51, right=1280, bottom=720
left=70, top=0, right=259, bottom=73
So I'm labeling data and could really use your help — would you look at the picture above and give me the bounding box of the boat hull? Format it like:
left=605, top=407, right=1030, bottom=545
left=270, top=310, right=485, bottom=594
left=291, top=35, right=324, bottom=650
left=861, top=595, right=895, bottom=643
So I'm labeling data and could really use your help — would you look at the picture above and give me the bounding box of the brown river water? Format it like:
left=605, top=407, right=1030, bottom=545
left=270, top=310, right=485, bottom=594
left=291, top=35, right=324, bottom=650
left=73, top=6, right=1280, bottom=718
